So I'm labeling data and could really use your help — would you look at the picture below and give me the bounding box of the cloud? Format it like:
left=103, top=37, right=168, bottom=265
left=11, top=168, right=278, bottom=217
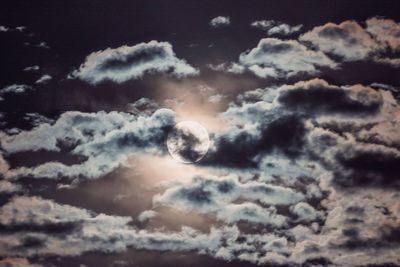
left=36, top=42, right=50, bottom=49
left=0, top=196, right=294, bottom=264
left=300, top=87, right=400, bottom=189
left=298, top=17, right=400, bottom=67
left=238, top=38, right=338, bottom=78
left=290, top=202, right=322, bottom=222
left=300, top=20, right=380, bottom=60
left=1, top=10, right=400, bottom=267
left=0, top=196, right=95, bottom=226
left=333, top=142, right=400, bottom=187
left=251, top=20, right=303, bottom=35
left=70, top=41, right=199, bottom=85
left=0, top=25, right=27, bottom=33
left=0, top=84, right=32, bottom=94
left=209, top=16, right=230, bottom=28
left=1, top=81, right=399, bottom=264
left=0, top=154, right=10, bottom=175
left=137, top=210, right=158, bottom=222
left=0, top=196, right=134, bottom=256
left=0, top=258, right=41, bottom=267
left=206, top=62, right=245, bottom=74
left=201, top=78, right=400, bottom=191
left=366, top=17, right=400, bottom=52
left=23, top=65, right=40, bottom=72
left=373, top=56, right=400, bottom=67
left=154, top=174, right=304, bottom=226
left=0, top=25, right=9, bottom=32
left=208, top=94, right=225, bottom=104
left=35, top=74, right=52, bottom=84
left=1, top=77, right=390, bottom=189
left=276, top=79, right=383, bottom=116
left=126, top=97, right=159, bottom=116
left=357, top=120, right=400, bottom=148
left=2, top=109, right=176, bottom=179
left=0, top=84, right=33, bottom=101
left=203, top=112, right=308, bottom=168
left=217, top=18, right=400, bottom=77
left=267, top=23, right=303, bottom=36
left=305, top=121, right=400, bottom=188
left=15, top=26, right=26, bottom=32
left=302, top=183, right=400, bottom=266
left=250, top=20, right=275, bottom=30
left=370, top=82, right=400, bottom=94
left=23, top=112, right=55, bottom=127
left=0, top=75, right=398, bottom=265
left=216, top=202, right=287, bottom=226
left=0, top=180, right=21, bottom=194
left=0, top=179, right=386, bottom=265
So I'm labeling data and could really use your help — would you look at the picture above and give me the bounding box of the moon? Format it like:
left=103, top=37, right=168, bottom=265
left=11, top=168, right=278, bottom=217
left=167, top=121, right=210, bottom=164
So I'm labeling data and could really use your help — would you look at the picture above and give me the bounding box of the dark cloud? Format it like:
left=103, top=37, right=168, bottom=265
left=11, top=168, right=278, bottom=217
left=301, top=258, right=332, bottom=267
left=334, top=224, right=400, bottom=250
left=334, top=146, right=400, bottom=187
left=202, top=114, right=307, bottom=168
left=345, top=206, right=365, bottom=216
left=0, top=221, right=78, bottom=235
left=305, top=121, right=400, bottom=189
left=277, top=79, right=383, bottom=115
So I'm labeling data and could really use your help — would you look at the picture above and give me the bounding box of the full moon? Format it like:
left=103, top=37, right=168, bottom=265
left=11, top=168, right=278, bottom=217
left=167, top=121, right=210, bottom=164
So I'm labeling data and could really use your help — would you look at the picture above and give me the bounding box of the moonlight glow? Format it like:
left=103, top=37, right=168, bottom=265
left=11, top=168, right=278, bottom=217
left=167, top=121, right=210, bottom=163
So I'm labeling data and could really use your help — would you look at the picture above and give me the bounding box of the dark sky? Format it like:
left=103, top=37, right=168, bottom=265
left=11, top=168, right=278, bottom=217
left=1, top=1, right=400, bottom=267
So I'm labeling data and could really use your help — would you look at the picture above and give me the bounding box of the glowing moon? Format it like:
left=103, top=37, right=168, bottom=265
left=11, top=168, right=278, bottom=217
left=167, top=121, right=210, bottom=163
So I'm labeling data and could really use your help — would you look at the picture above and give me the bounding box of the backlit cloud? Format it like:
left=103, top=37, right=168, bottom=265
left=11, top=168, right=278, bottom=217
left=2, top=109, right=176, bottom=179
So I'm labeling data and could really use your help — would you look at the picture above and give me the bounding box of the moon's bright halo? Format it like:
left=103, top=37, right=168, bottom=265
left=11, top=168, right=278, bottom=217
left=166, top=121, right=210, bottom=164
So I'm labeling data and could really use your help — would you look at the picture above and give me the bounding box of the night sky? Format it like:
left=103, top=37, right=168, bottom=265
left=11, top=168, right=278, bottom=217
left=1, top=1, right=400, bottom=266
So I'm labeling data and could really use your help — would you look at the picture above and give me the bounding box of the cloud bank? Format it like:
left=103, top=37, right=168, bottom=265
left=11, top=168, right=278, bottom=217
left=2, top=109, right=176, bottom=179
